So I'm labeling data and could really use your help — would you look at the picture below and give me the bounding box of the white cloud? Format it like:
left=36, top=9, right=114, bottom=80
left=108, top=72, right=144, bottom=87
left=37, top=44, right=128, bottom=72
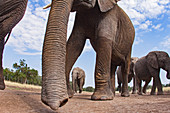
left=167, top=24, right=170, bottom=28
left=152, top=36, right=170, bottom=55
left=159, top=0, right=170, bottom=5
left=152, top=24, right=164, bottom=31
left=118, top=0, right=169, bottom=30
left=138, top=20, right=152, bottom=30
left=6, top=1, right=49, bottom=55
left=44, top=0, right=51, bottom=4
left=134, top=37, right=143, bottom=45
left=161, top=36, right=170, bottom=49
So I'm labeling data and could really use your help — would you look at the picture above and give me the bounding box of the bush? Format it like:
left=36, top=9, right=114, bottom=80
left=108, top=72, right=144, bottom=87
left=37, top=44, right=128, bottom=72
left=128, top=86, right=132, bottom=92
left=83, top=86, right=94, bottom=92
left=146, top=85, right=152, bottom=89
left=165, top=83, right=170, bottom=87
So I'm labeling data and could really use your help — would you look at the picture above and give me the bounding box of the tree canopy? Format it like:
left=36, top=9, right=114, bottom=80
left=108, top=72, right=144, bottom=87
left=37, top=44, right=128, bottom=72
left=3, top=59, right=41, bottom=86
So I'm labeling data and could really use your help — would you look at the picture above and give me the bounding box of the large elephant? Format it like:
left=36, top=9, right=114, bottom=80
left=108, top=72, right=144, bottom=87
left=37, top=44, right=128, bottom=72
left=42, top=0, right=135, bottom=110
left=0, top=0, right=28, bottom=90
left=117, top=57, right=138, bottom=94
left=135, top=51, right=170, bottom=95
left=72, top=67, right=85, bottom=93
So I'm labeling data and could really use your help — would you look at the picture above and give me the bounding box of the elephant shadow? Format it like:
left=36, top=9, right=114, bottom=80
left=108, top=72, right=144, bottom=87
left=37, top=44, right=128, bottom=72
left=139, top=91, right=170, bottom=98
left=16, top=90, right=57, bottom=113
left=73, top=93, right=92, bottom=100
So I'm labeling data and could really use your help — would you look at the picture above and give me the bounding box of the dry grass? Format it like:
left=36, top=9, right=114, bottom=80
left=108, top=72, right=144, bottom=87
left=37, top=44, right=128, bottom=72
left=4, top=80, right=170, bottom=92
left=5, top=80, right=41, bottom=90
left=146, top=87, right=170, bottom=92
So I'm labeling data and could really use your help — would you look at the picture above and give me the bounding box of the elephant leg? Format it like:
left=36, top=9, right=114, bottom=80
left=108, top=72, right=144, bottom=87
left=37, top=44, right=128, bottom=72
left=79, top=77, right=84, bottom=93
left=0, top=17, right=13, bottom=90
left=110, top=65, right=117, bottom=95
left=137, top=80, right=142, bottom=95
left=121, top=53, right=131, bottom=97
left=75, top=80, right=77, bottom=93
left=118, top=83, right=122, bottom=93
left=0, top=8, right=25, bottom=90
left=0, top=38, right=5, bottom=90
left=155, top=73, right=163, bottom=95
left=66, top=28, right=86, bottom=97
left=132, top=75, right=137, bottom=94
left=72, top=76, right=77, bottom=94
left=150, top=77, right=156, bottom=95
left=142, top=78, right=151, bottom=94
left=91, top=38, right=113, bottom=100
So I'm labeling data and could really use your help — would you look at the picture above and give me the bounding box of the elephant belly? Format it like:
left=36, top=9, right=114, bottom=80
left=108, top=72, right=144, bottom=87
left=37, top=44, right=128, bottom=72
left=135, top=60, right=151, bottom=81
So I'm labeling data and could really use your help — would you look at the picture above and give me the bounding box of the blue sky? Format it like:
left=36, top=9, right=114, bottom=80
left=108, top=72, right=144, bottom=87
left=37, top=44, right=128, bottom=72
left=3, top=0, right=170, bottom=88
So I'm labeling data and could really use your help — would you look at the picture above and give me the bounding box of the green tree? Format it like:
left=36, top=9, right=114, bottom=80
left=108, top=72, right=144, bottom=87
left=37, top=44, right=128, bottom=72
left=12, top=59, right=39, bottom=84
left=3, top=59, right=41, bottom=85
left=83, top=86, right=94, bottom=92
left=3, top=68, right=15, bottom=81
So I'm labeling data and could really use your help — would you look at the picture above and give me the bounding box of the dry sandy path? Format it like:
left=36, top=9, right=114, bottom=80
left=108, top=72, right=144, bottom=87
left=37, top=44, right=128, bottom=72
left=0, top=86, right=170, bottom=113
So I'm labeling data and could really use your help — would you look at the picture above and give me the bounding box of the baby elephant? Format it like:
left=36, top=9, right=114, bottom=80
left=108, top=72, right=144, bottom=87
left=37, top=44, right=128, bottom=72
left=72, top=67, right=85, bottom=93
left=117, top=57, right=139, bottom=94
left=135, top=51, right=170, bottom=95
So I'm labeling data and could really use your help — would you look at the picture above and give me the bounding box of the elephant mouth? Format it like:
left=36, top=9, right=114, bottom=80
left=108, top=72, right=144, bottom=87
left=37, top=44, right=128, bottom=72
left=73, top=1, right=94, bottom=9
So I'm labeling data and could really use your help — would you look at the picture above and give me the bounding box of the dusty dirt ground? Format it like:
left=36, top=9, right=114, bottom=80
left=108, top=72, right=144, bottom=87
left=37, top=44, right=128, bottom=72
left=0, top=86, right=170, bottom=113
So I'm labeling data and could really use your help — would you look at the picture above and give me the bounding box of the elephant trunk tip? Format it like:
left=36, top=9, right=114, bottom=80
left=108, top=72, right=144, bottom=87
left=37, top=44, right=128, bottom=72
left=41, top=96, right=68, bottom=111
left=50, top=98, right=68, bottom=111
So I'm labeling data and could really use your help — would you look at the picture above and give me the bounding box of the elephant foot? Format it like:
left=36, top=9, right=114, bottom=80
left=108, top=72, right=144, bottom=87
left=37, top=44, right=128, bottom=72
left=41, top=95, right=68, bottom=110
left=121, top=92, right=130, bottom=97
left=142, top=90, right=146, bottom=94
left=157, top=92, right=163, bottom=95
left=137, top=92, right=142, bottom=95
left=0, top=81, right=5, bottom=90
left=91, top=89, right=113, bottom=100
left=79, top=90, right=82, bottom=93
left=67, top=87, right=74, bottom=98
left=150, top=92, right=156, bottom=95
left=132, top=91, right=137, bottom=94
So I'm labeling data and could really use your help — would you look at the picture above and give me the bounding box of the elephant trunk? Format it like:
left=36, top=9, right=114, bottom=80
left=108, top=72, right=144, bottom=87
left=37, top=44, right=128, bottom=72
left=41, top=0, right=73, bottom=110
left=165, top=58, right=170, bottom=79
left=166, top=71, right=170, bottom=79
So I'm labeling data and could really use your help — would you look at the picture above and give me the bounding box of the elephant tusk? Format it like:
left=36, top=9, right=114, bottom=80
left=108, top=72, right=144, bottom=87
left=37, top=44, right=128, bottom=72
left=43, top=3, right=51, bottom=9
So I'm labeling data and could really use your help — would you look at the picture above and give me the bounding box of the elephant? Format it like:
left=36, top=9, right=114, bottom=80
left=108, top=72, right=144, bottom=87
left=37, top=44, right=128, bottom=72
left=134, top=51, right=170, bottom=95
left=72, top=67, right=85, bottom=93
left=117, top=57, right=139, bottom=94
left=0, top=0, right=28, bottom=90
left=42, top=0, right=135, bottom=110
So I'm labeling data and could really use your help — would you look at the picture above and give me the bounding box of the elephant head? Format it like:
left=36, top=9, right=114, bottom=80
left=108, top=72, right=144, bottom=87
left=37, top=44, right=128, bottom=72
left=42, top=0, right=120, bottom=110
left=129, top=57, right=139, bottom=75
left=146, top=51, right=170, bottom=79
left=72, top=0, right=120, bottom=12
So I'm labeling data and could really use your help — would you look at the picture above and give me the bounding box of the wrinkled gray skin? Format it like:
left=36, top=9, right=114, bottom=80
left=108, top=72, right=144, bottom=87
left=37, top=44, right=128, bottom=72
left=42, top=0, right=135, bottom=110
left=135, top=51, right=170, bottom=95
left=117, top=57, right=139, bottom=94
left=0, top=0, right=28, bottom=90
left=72, top=67, right=85, bottom=93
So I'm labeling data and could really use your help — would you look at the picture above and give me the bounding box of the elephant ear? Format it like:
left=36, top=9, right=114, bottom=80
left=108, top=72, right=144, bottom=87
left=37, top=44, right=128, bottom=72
left=98, top=0, right=120, bottom=12
left=146, top=52, right=159, bottom=69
